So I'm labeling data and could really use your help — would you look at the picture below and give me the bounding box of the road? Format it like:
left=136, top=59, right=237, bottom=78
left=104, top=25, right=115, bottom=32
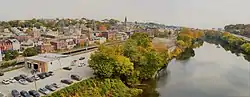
left=231, top=33, right=250, bottom=41
left=0, top=52, right=94, bottom=97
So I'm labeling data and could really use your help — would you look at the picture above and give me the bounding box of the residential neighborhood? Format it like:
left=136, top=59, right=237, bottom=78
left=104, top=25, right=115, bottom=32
left=0, top=18, right=179, bottom=62
left=0, top=17, right=179, bottom=97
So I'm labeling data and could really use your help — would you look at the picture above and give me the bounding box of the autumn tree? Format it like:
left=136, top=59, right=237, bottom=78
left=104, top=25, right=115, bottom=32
left=23, top=47, right=38, bottom=57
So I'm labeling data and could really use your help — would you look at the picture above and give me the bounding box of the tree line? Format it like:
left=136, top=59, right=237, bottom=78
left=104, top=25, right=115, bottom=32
left=205, top=30, right=250, bottom=55
left=224, top=24, right=250, bottom=38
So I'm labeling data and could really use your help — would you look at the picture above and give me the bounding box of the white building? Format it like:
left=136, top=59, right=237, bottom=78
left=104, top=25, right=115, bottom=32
left=0, top=50, right=2, bottom=62
left=9, top=39, right=21, bottom=51
left=25, top=53, right=74, bottom=72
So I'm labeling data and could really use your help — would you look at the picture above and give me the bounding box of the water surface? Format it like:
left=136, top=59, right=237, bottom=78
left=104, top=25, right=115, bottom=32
left=156, top=42, right=250, bottom=97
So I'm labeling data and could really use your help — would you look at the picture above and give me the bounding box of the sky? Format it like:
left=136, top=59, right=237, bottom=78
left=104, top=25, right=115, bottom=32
left=0, top=0, right=250, bottom=29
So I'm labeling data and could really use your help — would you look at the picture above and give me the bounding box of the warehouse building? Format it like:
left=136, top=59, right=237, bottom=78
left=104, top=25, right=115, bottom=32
left=25, top=53, right=75, bottom=72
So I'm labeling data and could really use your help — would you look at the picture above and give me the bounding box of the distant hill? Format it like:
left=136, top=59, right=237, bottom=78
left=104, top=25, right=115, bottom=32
left=224, top=24, right=250, bottom=38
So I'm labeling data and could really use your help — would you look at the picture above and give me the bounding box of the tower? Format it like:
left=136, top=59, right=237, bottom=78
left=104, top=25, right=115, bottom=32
left=124, top=16, right=127, bottom=32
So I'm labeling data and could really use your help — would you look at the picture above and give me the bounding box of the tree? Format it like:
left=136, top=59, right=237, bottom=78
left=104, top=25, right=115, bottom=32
left=34, top=22, right=43, bottom=29
left=241, top=43, right=250, bottom=54
left=3, top=50, right=19, bottom=61
left=23, top=47, right=38, bottom=57
left=130, top=33, right=152, bottom=48
left=89, top=45, right=134, bottom=78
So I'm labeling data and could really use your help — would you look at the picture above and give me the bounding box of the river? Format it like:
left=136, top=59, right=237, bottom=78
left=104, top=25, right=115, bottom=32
left=154, top=42, right=250, bottom=97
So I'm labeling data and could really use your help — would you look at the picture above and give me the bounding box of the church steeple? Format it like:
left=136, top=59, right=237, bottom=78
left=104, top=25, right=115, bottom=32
left=124, top=16, right=127, bottom=32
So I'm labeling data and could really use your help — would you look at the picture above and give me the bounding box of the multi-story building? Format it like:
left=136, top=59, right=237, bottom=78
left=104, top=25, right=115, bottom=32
left=101, top=31, right=115, bottom=41
left=9, top=39, right=21, bottom=51
left=37, top=43, right=54, bottom=53
left=50, top=40, right=67, bottom=50
left=0, top=40, right=13, bottom=51
left=21, top=39, right=35, bottom=50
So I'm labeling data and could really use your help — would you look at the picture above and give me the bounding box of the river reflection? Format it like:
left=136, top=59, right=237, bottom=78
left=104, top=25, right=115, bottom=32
left=154, top=42, right=249, bottom=97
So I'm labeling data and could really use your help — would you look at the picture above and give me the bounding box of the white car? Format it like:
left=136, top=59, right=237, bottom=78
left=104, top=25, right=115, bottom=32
left=2, top=79, right=10, bottom=85
left=19, top=79, right=28, bottom=85
left=9, top=78, right=17, bottom=83
left=0, top=92, right=6, bottom=97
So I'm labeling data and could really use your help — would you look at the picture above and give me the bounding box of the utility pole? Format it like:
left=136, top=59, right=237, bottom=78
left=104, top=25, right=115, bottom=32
left=31, top=69, right=38, bottom=91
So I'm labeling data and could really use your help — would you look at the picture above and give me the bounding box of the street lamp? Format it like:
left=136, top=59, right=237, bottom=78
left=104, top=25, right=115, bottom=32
left=31, top=69, right=38, bottom=91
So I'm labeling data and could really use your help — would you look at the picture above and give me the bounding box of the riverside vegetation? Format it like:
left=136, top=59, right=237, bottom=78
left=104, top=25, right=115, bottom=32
left=46, top=29, right=205, bottom=97
left=204, top=30, right=250, bottom=61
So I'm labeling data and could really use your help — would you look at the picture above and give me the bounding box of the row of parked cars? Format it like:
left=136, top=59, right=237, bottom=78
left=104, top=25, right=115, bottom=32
left=10, top=74, right=82, bottom=97
left=2, top=71, right=54, bottom=85
left=60, top=74, right=82, bottom=85
left=12, top=89, right=40, bottom=97
left=37, top=83, right=60, bottom=95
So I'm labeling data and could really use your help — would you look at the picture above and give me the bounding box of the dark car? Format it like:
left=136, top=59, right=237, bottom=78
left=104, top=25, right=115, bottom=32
left=71, top=74, right=81, bottom=81
left=62, top=67, right=72, bottom=71
left=20, top=90, right=30, bottom=97
left=45, top=85, right=57, bottom=91
left=26, top=77, right=34, bottom=82
left=61, top=79, right=73, bottom=85
left=37, top=73, right=46, bottom=79
left=51, top=83, right=60, bottom=88
left=20, top=74, right=28, bottom=79
left=48, top=71, right=54, bottom=76
left=14, top=76, right=22, bottom=81
left=0, top=72, right=4, bottom=76
left=11, top=90, right=21, bottom=97
left=79, top=57, right=85, bottom=60
left=28, top=90, right=40, bottom=97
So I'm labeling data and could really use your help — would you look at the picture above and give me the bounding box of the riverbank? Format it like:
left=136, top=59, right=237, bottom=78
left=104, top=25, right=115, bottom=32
left=149, top=42, right=250, bottom=97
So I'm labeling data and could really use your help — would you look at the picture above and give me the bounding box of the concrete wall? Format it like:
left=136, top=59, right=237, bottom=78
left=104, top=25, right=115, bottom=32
left=47, top=57, right=73, bottom=72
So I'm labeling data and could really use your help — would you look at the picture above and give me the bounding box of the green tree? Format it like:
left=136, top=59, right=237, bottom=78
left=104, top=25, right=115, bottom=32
left=130, top=32, right=152, bottom=48
left=23, top=47, right=38, bottom=57
left=241, top=43, right=250, bottom=54
left=89, top=45, right=134, bottom=78
left=3, top=50, right=19, bottom=61
left=34, top=22, right=43, bottom=29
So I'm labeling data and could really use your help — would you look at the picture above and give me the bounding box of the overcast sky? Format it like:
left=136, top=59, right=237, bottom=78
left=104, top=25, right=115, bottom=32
left=0, top=0, right=249, bottom=28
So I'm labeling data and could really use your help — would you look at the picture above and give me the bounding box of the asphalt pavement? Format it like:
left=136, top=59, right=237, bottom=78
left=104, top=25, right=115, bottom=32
left=0, top=52, right=94, bottom=97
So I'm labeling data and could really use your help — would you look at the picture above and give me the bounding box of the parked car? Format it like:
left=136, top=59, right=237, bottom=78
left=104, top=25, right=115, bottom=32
left=9, top=78, right=17, bottom=83
left=79, top=57, right=85, bottom=60
left=20, top=74, right=28, bottom=79
left=38, top=88, right=50, bottom=95
left=0, top=92, right=5, bottom=97
left=28, top=90, right=40, bottom=97
left=26, top=77, right=34, bottom=82
left=45, top=85, right=57, bottom=91
left=63, top=67, right=72, bottom=70
left=78, top=63, right=83, bottom=67
left=14, top=76, right=22, bottom=81
left=0, top=72, right=4, bottom=76
left=61, top=79, right=73, bottom=85
left=2, top=79, right=10, bottom=85
left=71, top=74, right=82, bottom=81
left=31, top=75, right=40, bottom=81
left=51, top=83, right=60, bottom=88
left=20, top=90, right=30, bottom=97
left=48, top=71, right=54, bottom=76
left=11, top=90, right=21, bottom=97
left=44, top=72, right=51, bottom=77
left=19, top=79, right=28, bottom=85
left=37, top=73, right=46, bottom=79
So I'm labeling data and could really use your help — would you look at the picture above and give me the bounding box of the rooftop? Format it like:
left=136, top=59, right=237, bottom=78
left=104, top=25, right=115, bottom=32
left=26, top=53, right=69, bottom=62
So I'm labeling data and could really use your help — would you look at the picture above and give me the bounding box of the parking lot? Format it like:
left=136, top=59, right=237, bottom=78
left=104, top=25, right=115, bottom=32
left=0, top=51, right=94, bottom=97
